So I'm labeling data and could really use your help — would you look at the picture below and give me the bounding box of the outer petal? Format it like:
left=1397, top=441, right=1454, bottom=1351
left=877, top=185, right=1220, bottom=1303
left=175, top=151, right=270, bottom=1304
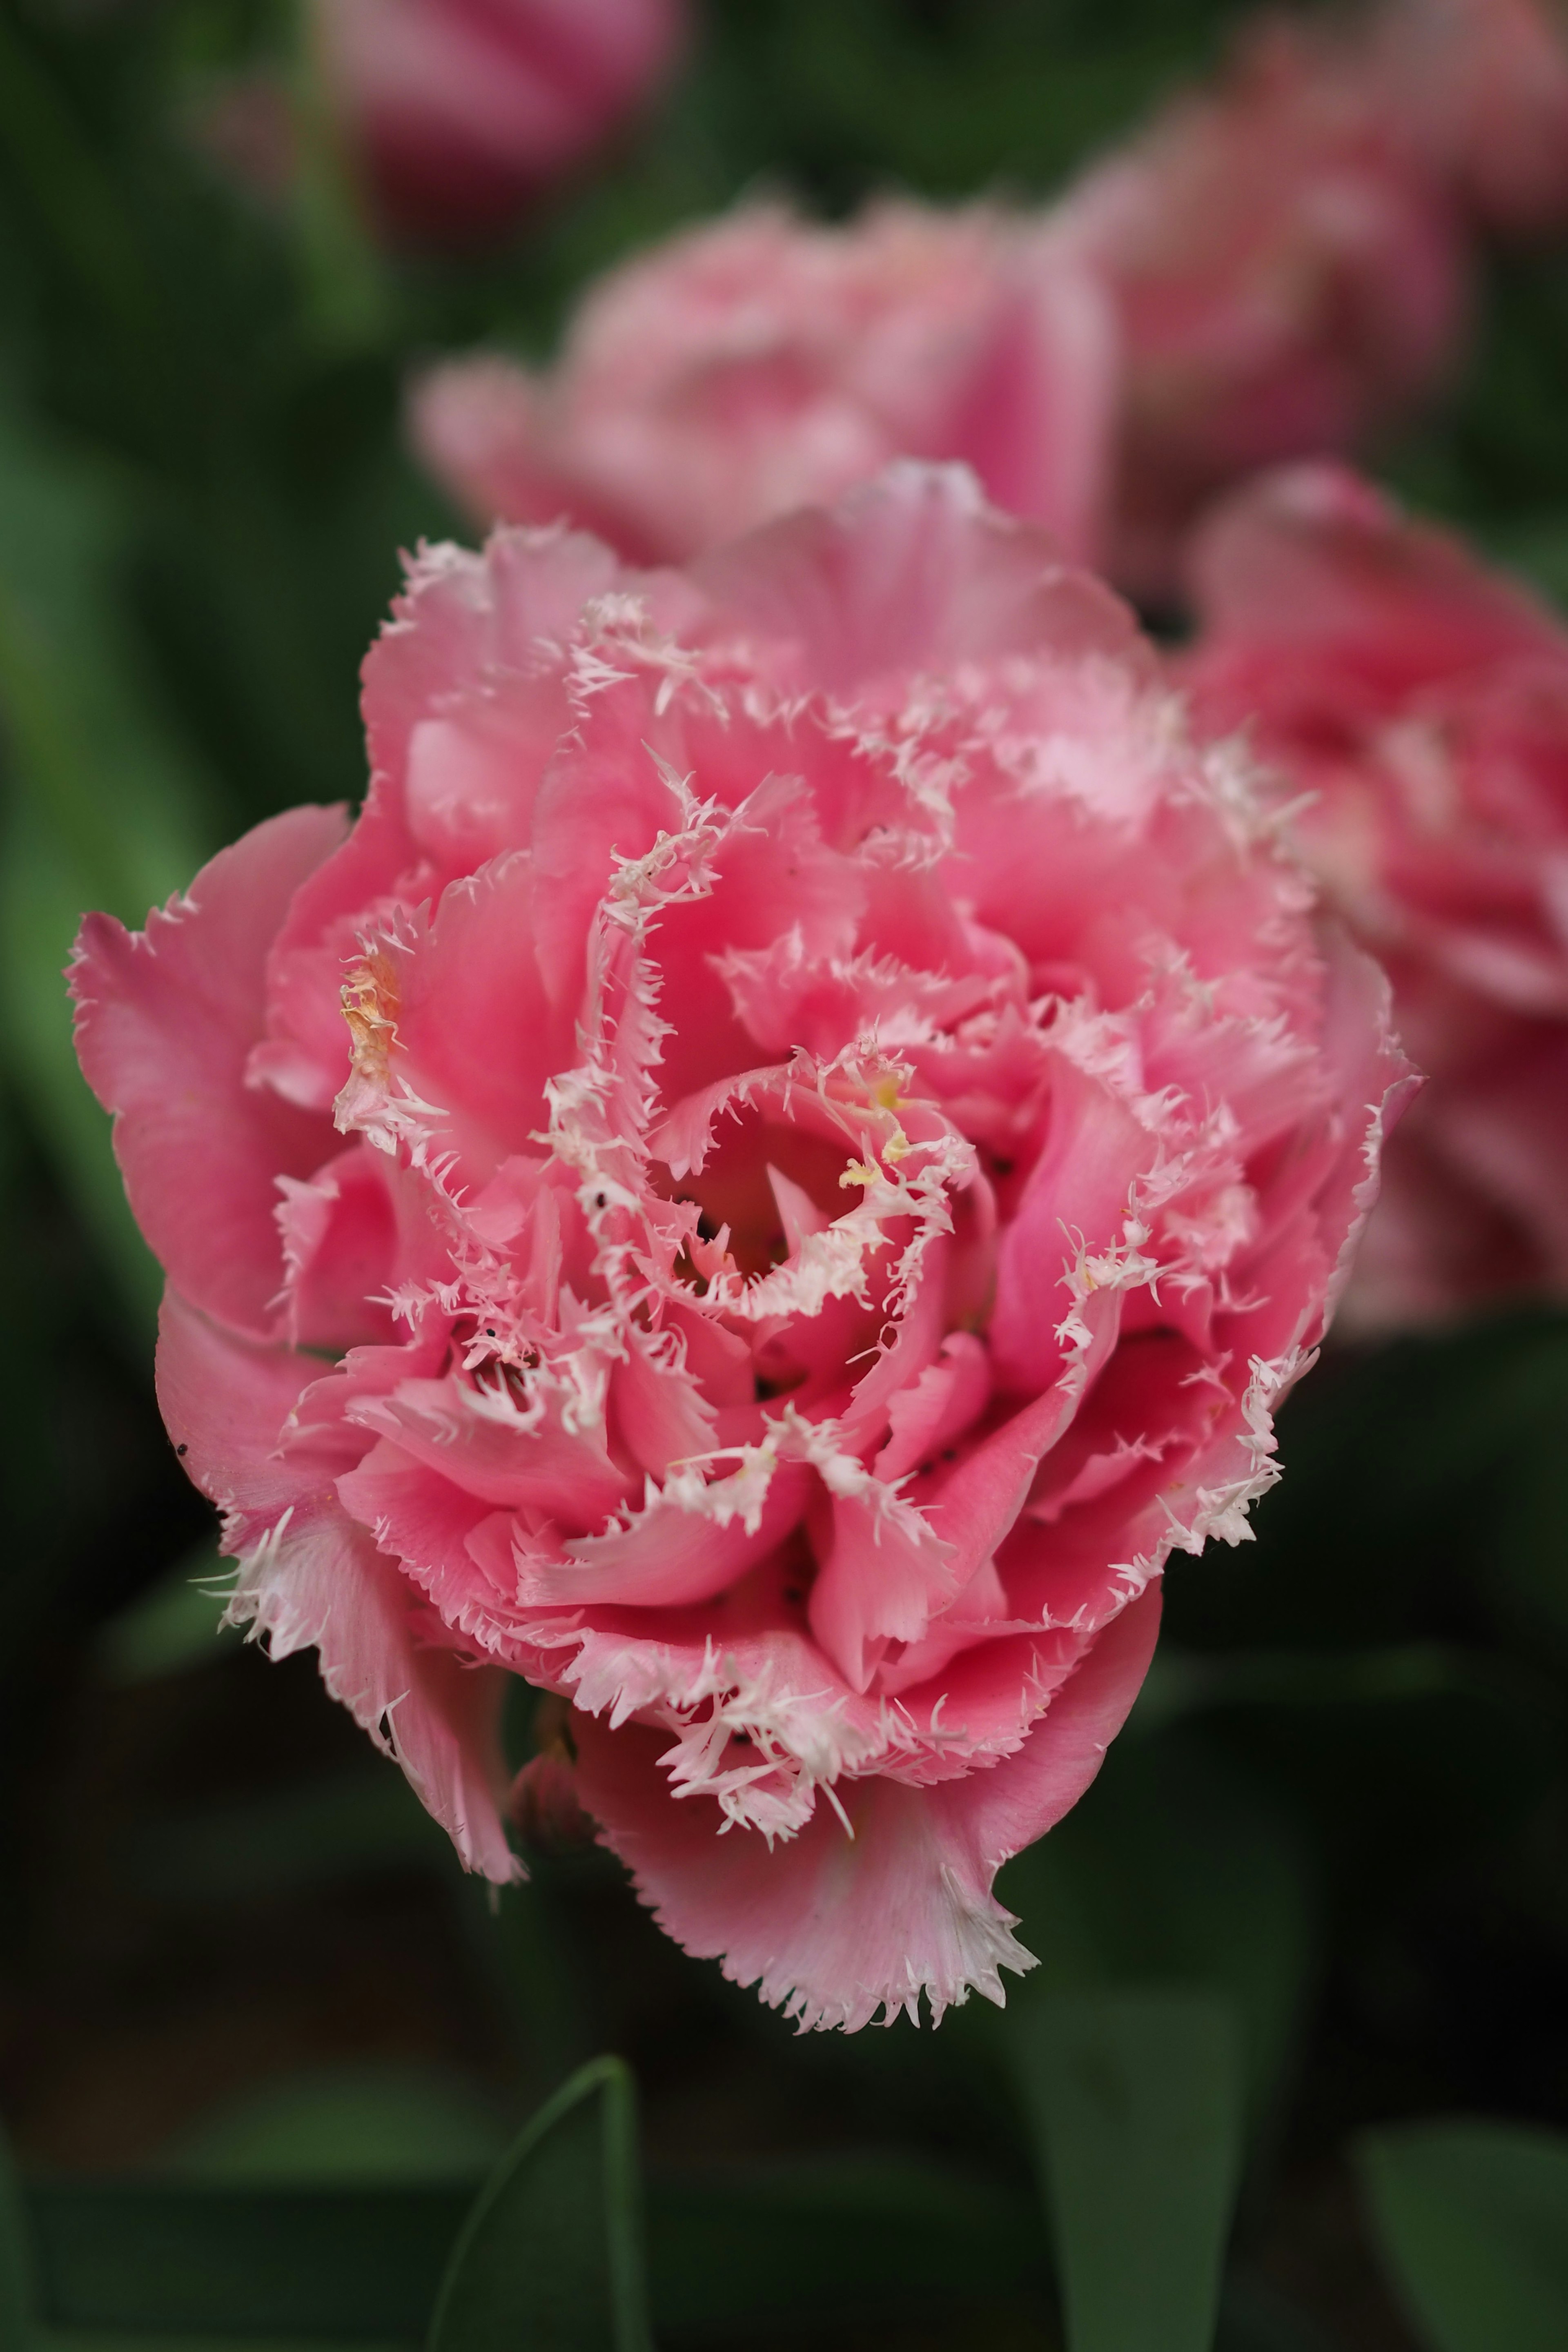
left=157, top=1287, right=517, bottom=1881
left=248, top=775, right=427, bottom=1114
left=319, top=0, right=684, bottom=244
left=571, top=1583, right=1160, bottom=2030
left=72, top=808, right=346, bottom=1338
left=1308, top=923, right=1423, bottom=1330
left=948, top=232, right=1119, bottom=567
left=690, top=462, right=1146, bottom=697
left=361, top=526, right=623, bottom=869
left=406, top=354, right=650, bottom=553
left=1185, top=461, right=1560, bottom=679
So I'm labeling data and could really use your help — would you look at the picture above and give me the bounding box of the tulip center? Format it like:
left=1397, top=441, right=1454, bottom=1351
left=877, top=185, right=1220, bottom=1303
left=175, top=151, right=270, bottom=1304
left=654, top=1108, right=866, bottom=1284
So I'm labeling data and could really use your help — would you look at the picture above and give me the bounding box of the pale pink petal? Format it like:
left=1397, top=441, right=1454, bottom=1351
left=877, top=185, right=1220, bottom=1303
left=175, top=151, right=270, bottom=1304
left=806, top=1481, right=958, bottom=1694
left=1186, top=461, right=1559, bottom=675
left=1375, top=0, right=1568, bottom=235
left=572, top=1583, right=1160, bottom=2029
left=247, top=776, right=428, bottom=1115
left=988, top=1059, right=1154, bottom=1394
left=407, top=355, right=643, bottom=548
left=362, top=528, right=622, bottom=871
left=276, top=1144, right=400, bottom=1352
left=690, top=463, right=1143, bottom=697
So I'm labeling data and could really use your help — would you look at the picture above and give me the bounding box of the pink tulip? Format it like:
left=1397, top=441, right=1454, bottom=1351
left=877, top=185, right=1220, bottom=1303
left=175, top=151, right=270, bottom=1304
left=1060, top=17, right=1469, bottom=598
left=409, top=198, right=1119, bottom=566
left=311, top=0, right=685, bottom=243
left=73, top=467, right=1409, bottom=2028
left=1372, top=0, right=1568, bottom=235
left=1185, top=461, right=1568, bottom=1329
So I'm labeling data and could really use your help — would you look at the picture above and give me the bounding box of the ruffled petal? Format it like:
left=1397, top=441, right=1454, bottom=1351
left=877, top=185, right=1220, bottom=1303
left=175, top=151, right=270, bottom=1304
left=572, top=1583, right=1160, bottom=2029
left=158, top=1287, right=516, bottom=1880
left=73, top=808, right=346, bottom=1337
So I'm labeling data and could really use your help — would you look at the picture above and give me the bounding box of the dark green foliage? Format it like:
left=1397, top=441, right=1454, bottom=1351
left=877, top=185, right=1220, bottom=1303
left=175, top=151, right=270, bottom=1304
left=1015, top=1991, right=1246, bottom=2352
left=0, top=2130, right=31, bottom=2352
left=18, top=2120, right=1046, bottom=2342
left=1357, top=2121, right=1568, bottom=2352
left=429, top=2060, right=653, bottom=2352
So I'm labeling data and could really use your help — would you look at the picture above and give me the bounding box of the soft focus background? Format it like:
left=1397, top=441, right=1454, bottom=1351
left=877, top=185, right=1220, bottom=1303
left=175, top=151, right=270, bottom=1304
left=3, top=3, right=1568, bottom=2348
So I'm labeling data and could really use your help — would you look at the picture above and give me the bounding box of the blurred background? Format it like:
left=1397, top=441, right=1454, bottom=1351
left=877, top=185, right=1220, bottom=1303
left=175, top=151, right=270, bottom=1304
left=3, top=2, right=1568, bottom=2347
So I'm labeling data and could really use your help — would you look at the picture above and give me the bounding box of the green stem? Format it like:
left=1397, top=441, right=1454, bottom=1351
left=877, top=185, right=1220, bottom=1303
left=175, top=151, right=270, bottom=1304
left=283, top=0, right=393, bottom=349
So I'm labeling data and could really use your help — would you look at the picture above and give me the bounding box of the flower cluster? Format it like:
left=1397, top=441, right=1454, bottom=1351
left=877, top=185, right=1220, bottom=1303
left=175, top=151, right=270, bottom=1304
left=72, top=469, right=1408, bottom=2026
left=410, top=0, right=1568, bottom=590
left=1058, top=11, right=1468, bottom=596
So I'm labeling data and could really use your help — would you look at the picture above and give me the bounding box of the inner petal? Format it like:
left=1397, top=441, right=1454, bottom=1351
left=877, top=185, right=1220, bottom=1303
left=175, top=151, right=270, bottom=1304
left=655, top=1106, right=861, bottom=1284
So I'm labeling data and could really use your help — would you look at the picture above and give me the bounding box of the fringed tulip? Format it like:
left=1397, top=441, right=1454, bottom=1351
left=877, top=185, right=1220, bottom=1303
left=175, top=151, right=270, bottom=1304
left=73, top=467, right=1410, bottom=2027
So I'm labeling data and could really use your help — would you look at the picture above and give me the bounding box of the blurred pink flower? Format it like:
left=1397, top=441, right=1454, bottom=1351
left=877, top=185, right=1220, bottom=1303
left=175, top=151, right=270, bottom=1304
left=1059, top=17, right=1468, bottom=597
left=204, top=0, right=685, bottom=243
left=1372, top=0, right=1568, bottom=235
left=409, top=198, right=1119, bottom=566
left=319, top=0, right=684, bottom=243
left=1185, top=461, right=1568, bottom=1328
left=72, top=466, right=1408, bottom=2028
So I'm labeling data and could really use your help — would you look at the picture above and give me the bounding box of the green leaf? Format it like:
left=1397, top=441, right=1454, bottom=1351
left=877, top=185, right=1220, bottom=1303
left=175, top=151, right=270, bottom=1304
left=0, top=2121, right=34, bottom=2352
left=1000, top=1728, right=1314, bottom=2129
left=1355, top=2120, right=1568, bottom=2352
left=280, top=0, right=392, bottom=348
left=0, top=392, right=215, bottom=1335
left=93, top=1545, right=236, bottom=1685
left=1219, top=2271, right=1344, bottom=2352
left=429, top=2058, right=653, bottom=2352
left=646, top=2154, right=1044, bottom=2343
left=1015, top=1989, right=1245, bottom=2352
left=0, top=11, right=158, bottom=352
left=21, top=2155, right=1041, bottom=2343
left=26, top=2182, right=465, bottom=2340
left=160, top=2064, right=513, bottom=2188
left=0, top=810, right=162, bottom=1336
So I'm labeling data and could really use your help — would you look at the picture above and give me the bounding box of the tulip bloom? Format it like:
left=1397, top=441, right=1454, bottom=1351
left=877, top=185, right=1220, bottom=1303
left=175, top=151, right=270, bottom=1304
left=73, top=468, right=1408, bottom=2027
left=1058, top=16, right=1468, bottom=597
left=1372, top=0, right=1568, bottom=236
left=316, top=0, right=686, bottom=243
left=410, top=198, right=1118, bottom=566
left=1186, top=461, right=1568, bottom=1327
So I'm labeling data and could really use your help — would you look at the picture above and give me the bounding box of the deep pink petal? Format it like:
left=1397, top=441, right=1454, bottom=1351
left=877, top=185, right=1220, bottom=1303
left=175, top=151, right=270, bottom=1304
left=348, top=1372, right=630, bottom=1524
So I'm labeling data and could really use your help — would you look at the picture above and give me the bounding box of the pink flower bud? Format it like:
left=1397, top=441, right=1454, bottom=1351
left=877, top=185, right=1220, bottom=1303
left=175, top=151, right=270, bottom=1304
left=314, top=0, right=686, bottom=244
